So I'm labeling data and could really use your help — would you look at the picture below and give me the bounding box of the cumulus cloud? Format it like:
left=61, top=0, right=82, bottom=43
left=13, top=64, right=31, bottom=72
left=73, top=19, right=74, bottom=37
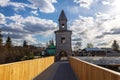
left=31, top=10, right=38, bottom=16
left=9, top=2, right=34, bottom=11
left=70, top=13, right=120, bottom=48
left=0, top=0, right=57, bottom=13
left=96, top=42, right=109, bottom=46
left=74, top=0, right=94, bottom=9
left=1, top=14, right=57, bottom=45
left=102, top=0, right=113, bottom=5
left=24, top=34, right=37, bottom=44
left=28, top=0, right=57, bottom=13
left=0, top=13, right=6, bottom=24
left=70, top=16, right=97, bottom=46
left=70, top=0, right=120, bottom=48
left=22, top=16, right=57, bottom=34
left=72, top=38, right=82, bottom=41
left=96, top=28, right=120, bottom=39
left=108, top=0, right=120, bottom=16
left=0, top=0, right=9, bottom=7
left=0, top=0, right=36, bottom=11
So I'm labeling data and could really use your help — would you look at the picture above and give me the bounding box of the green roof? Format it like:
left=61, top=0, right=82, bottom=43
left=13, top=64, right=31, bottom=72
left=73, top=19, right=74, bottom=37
left=46, top=44, right=56, bottom=55
left=48, top=44, right=56, bottom=49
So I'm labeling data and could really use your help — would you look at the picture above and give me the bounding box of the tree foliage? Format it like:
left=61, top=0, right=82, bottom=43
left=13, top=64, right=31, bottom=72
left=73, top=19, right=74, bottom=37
left=0, top=36, right=34, bottom=64
left=87, top=43, right=94, bottom=48
left=0, top=29, right=49, bottom=64
left=23, top=40, right=28, bottom=48
left=0, top=29, right=2, bottom=45
left=112, top=40, right=119, bottom=51
left=5, top=36, right=12, bottom=48
left=74, top=42, right=81, bottom=51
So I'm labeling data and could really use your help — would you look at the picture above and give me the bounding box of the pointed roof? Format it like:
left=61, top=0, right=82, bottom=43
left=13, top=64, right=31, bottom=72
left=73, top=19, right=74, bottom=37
left=48, top=44, right=56, bottom=49
left=0, top=29, right=2, bottom=38
left=58, top=10, right=67, bottom=21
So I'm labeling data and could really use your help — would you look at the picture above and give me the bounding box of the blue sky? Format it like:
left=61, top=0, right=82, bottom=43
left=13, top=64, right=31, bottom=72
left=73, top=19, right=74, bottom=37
left=0, top=0, right=120, bottom=49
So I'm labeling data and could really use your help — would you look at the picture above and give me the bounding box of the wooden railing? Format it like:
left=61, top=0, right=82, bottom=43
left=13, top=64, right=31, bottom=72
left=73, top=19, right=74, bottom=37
left=69, top=57, right=120, bottom=80
left=0, top=56, right=54, bottom=80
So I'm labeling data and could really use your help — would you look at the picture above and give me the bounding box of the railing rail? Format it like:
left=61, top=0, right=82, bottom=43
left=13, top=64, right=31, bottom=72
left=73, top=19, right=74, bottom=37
left=69, top=56, right=120, bottom=80
left=0, top=56, right=54, bottom=80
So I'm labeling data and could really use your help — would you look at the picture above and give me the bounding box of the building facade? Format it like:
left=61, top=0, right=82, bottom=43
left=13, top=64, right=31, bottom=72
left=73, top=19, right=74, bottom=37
left=54, top=10, right=72, bottom=61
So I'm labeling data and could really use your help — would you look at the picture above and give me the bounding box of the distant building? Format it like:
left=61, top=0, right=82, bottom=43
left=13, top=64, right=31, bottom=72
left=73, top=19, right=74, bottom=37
left=101, top=48, right=113, bottom=53
left=83, top=48, right=106, bottom=56
left=46, top=44, right=56, bottom=55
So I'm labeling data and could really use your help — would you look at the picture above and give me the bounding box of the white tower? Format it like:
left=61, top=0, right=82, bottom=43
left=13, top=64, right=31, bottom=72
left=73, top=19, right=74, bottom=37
left=54, top=10, right=72, bottom=61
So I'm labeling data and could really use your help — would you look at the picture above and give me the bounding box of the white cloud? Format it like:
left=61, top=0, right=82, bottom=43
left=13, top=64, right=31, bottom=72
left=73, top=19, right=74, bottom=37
left=108, top=0, right=120, bottom=16
left=71, top=0, right=120, bottom=48
left=31, top=10, right=38, bottom=16
left=70, top=16, right=96, bottom=43
left=28, top=0, right=57, bottom=13
left=100, top=0, right=120, bottom=16
left=0, top=0, right=9, bottom=7
left=0, top=0, right=57, bottom=13
left=67, top=6, right=80, bottom=14
left=0, top=0, right=36, bottom=11
left=102, top=1, right=111, bottom=5
left=0, top=13, right=6, bottom=24
left=1, top=14, right=57, bottom=46
left=7, top=14, right=23, bottom=22
left=70, top=14, right=120, bottom=48
left=7, top=14, right=57, bottom=33
left=9, top=2, right=28, bottom=11
left=74, top=0, right=94, bottom=9
left=24, top=34, right=37, bottom=44
left=95, top=12, right=110, bottom=19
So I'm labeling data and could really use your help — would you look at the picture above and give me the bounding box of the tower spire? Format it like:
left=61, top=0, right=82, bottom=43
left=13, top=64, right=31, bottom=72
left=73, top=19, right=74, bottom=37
left=58, top=10, right=67, bottom=30
left=58, top=10, right=67, bottom=21
left=0, top=29, right=2, bottom=38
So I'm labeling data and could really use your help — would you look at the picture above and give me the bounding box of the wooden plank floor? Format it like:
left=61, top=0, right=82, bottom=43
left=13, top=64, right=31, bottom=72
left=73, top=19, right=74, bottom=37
left=33, top=61, right=78, bottom=80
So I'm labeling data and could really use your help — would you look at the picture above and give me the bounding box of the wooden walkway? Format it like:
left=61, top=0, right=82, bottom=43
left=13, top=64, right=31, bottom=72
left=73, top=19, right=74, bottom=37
left=33, top=61, right=78, bottom=80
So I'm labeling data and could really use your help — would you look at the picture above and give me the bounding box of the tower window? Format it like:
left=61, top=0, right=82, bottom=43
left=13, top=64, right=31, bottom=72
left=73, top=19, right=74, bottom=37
left=61, top=37, right=65, bottom=44
left=62, top=24, right=64, bottom=28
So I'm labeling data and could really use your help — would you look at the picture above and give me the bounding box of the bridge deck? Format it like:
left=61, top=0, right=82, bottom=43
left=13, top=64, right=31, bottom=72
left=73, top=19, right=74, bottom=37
left=33, top=61, right=78, bottom=80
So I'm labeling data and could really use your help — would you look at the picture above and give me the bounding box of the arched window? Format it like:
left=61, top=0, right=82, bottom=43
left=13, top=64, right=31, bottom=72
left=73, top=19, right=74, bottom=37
left=61, top=37, right=65, bottom=44
left=62, top=24, right=64, bottom=28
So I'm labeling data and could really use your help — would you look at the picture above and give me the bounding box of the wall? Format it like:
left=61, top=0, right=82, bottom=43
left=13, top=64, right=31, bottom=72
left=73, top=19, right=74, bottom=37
left=0, top=56, right=54, bottom=80
left=69, top=57, right=120, bottom=80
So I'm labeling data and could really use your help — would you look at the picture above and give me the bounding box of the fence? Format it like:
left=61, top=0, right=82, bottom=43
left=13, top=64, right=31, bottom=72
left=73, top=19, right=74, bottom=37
left=0, top=56, right=54, bottom=80
left=69, top=57, right=120, bottom=80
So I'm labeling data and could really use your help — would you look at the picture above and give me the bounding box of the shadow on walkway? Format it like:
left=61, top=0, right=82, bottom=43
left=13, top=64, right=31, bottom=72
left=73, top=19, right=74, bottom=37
left=33, top=61, right=78, bottom=80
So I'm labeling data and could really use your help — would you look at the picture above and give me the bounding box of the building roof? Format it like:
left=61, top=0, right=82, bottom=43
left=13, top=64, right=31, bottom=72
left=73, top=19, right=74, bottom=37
left=58, top=10, right=67, bottom=21
left=47, top=44, right=56, bottom=49
left=46, top=44, right=56, bottom=55
left=85, top=48, right=103, bottom=51
left=54, top=30, right=72, bottom=33
left=101, top=48, right=112, bottom=51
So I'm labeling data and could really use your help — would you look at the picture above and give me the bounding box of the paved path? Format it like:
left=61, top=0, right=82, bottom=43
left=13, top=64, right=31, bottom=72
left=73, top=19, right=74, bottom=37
left=33, top=61, right=78, bottom=80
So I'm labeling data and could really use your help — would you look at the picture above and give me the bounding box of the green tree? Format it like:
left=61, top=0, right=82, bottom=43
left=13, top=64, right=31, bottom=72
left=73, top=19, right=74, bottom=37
left=112, top=40, right=119, bottom=51
left=23, top=40, right=28, bottom=48
left=74, top=42, right=81, bottom=51
left=87, top=43, right=93, bottom=48
left=0, top=29, right=3, bottom=46
left=5, top=36, right=12, bottom=48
